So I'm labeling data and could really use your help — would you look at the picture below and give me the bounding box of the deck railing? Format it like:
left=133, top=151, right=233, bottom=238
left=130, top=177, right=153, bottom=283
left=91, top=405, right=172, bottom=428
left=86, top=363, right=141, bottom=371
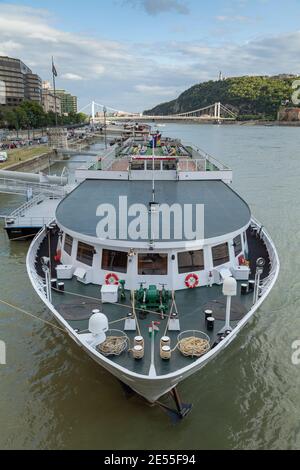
left=6, top=216, right=55, bottom=228
left=251, top=217, right=280, bottom=294
left=183, top=142, right=231, bottom=171
left=0, top=178, right=66, bottom=198
left=177, top=158, right=206, bottom=172
left=9, top=194, right=44, bottom=219
left=26, top=227, right=47, bottom=297
left=5, top=193, right=62, bottom=228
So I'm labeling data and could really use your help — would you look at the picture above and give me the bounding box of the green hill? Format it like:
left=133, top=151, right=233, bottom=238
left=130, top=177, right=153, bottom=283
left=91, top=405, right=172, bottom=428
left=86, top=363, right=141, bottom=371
left=144, top=75, right=297, bottom=120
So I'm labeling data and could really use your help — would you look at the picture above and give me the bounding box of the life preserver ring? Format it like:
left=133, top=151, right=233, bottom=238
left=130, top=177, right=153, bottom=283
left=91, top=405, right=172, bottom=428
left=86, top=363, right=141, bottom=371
left=239, top=254, right=250, bottom=266
left=54, top=249, right=61, bottom=263
left=185, top=273, right=199, bottom=289
left=105, top=273, right=119, bottom=285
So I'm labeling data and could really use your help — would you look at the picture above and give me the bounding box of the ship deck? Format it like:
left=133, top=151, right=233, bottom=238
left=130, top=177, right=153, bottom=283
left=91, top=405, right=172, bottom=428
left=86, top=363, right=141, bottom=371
left=6, top=196, right=60, bottom=229
left=35, top=226, right=271, bottom=378
left=55, top=179, right=251, bottom=242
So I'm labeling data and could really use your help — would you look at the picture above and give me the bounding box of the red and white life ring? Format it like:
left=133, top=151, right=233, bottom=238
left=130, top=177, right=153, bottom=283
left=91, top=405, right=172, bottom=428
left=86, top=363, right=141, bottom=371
left=105, top=273, right=119, bottom=285
left=185, top=273, right=199, bottom=289
left=54, top=249, right=61, bottom=263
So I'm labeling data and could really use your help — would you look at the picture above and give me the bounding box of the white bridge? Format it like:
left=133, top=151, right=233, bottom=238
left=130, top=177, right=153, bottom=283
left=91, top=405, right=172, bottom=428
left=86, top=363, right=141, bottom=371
left=79, top=101, right=237, bottom=122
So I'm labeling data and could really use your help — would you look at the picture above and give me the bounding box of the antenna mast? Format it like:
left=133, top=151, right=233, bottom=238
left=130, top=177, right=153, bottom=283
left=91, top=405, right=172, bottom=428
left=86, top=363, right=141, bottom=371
left=152, top=134, right=155, bottom=202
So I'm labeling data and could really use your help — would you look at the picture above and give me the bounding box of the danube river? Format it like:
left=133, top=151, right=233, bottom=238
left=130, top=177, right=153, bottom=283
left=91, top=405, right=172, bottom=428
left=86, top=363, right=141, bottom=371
left=0, top=124, right=299, bottom=450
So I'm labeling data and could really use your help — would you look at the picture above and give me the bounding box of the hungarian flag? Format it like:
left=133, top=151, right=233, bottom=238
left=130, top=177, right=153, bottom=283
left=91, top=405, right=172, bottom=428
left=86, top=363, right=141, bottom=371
left=52, top=58, right=58, bottom=77
left=148, top=322, right=160, bottom=335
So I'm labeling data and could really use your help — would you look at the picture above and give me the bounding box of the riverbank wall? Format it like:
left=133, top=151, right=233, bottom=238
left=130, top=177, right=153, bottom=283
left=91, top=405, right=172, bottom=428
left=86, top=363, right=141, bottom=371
left=4, top=149, right=59, bottom=173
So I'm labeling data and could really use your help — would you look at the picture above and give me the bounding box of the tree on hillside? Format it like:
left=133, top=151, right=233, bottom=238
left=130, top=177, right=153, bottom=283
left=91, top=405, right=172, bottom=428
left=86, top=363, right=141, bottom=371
left=144, top=75, right=296, bottom=119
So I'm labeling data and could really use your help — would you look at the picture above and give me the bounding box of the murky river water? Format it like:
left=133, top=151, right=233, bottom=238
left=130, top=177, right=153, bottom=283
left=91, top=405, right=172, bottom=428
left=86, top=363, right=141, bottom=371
left=0, top=124, right=300, bottom=450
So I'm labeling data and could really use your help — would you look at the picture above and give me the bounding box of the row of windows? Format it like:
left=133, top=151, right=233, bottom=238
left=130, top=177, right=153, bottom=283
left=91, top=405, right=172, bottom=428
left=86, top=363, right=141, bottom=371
left=64, top=234, right=243, bottom=275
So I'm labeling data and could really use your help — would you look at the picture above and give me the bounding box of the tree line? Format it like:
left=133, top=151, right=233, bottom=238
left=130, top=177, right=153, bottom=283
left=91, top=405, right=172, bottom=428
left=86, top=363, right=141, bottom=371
left=0, top=100, right=87, bottom=130
left=144, top=75, right=298, bottom=120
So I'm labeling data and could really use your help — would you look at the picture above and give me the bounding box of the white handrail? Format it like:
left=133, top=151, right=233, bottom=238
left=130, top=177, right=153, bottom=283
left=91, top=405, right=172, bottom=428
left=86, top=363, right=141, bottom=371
left=26, top=226, right=48, bottom=296
left=251, top=217, right=280, bottom=294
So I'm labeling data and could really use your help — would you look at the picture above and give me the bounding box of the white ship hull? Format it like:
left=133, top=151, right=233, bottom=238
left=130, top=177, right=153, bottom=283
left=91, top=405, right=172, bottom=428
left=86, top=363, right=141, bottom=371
left=26, top=218, right=279, bottom=403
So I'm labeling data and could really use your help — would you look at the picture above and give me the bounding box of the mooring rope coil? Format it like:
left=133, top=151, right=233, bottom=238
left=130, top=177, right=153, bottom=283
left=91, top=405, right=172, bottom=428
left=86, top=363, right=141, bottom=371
left=177, top=337, right=210, bottom=358
left=96, top=335, right=128, bottom=357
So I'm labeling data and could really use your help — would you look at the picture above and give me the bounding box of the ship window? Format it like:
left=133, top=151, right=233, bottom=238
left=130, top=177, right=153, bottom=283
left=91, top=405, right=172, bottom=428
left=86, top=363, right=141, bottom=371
left=212, top=243, right=230, bottom=267
left=101, top=249, right=128, bottom=274
left=77, top=242, right=95, bottom=267
left=138, top=253, right=168, bottom=275
left=147, top=161, right=161, bottom=171
left=64, top=234, right=73, bottom=256
left=233, top=235, right=242, bottom=257
left=178, top=250, right=204, bottom=274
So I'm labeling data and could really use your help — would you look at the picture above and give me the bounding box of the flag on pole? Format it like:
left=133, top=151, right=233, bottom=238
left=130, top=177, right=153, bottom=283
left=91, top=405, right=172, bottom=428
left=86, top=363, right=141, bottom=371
left=52, top=58, right=58, bottom=77
left=148, top=322, right=160, bottom=336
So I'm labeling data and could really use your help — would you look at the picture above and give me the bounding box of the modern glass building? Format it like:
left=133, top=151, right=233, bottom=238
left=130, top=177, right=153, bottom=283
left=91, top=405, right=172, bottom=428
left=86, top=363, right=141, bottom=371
left=53, top=89, right=78, bottom=115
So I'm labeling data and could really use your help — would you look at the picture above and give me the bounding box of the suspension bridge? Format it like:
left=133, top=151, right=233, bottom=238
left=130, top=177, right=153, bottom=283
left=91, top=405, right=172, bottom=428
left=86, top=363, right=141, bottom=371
left=78, top=101, right=237, bottom=122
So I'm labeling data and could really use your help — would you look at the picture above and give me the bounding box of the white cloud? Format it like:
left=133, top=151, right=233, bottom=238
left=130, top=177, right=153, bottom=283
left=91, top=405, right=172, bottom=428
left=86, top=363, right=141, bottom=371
left=135, top=84, right=179, bottom=96
left=61, top=73, right=84, bottom=81
left=124, top=0, right=189, bottom=15
left=216, top=15, right=251, bottom=22
left=0, top=3, right=299, bottom=112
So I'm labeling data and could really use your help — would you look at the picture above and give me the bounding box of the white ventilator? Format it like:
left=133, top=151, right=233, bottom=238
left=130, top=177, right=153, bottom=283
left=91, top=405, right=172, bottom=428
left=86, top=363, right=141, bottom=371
left=89, top=312, right=109, bottom=344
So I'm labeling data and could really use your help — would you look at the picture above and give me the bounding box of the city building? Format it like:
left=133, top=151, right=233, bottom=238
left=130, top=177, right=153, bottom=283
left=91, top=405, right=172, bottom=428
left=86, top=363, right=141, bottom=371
left=0, top=56, right=42, bottom=106
left=48, top=88, right=78, bottom=115
left=25, top=73, right=42, bottom=102
left=42, top=81, right=62, bottom=115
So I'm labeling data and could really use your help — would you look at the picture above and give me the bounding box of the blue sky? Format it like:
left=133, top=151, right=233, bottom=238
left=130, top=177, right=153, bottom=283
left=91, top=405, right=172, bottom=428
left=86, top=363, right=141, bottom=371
left=0, top=0, right=300, bottom=111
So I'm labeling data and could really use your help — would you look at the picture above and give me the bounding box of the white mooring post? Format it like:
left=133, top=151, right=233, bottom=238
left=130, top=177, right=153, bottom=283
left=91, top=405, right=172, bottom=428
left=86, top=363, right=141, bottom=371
left=220, top=277, right=237, bottom=333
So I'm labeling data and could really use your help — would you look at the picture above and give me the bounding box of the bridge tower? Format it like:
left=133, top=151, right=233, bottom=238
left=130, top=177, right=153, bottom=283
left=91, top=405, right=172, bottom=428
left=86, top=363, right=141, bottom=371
left=214, top=102, right=221, bottom=120
left=91, top=101, right=95, bottom=124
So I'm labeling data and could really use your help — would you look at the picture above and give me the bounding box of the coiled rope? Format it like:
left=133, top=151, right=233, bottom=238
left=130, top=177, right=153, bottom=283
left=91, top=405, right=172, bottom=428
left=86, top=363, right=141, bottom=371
left=96, top=336, right=128, bottom=356
left=177, top=337, right=210, bottom=358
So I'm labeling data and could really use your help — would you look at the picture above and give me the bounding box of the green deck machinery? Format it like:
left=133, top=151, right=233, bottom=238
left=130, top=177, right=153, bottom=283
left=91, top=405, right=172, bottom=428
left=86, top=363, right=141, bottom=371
left=135, top=283, right=171, bottom=317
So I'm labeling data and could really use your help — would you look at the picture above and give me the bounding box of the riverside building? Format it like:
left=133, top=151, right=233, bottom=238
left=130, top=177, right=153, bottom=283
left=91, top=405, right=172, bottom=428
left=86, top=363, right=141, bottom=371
left=42, top=81, right=62, bottom=115
left=0, top=56, right=42, bottom=106
left=48, top=88, right=78, bottom=115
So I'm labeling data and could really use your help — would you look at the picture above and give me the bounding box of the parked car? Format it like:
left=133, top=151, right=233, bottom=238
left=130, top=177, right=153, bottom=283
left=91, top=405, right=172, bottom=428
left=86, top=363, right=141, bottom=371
left=0, top=151, right=8, bottom=162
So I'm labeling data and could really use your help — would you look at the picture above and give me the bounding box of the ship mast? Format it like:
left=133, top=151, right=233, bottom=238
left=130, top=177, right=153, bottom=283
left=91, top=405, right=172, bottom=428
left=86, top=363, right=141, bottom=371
left=149, top=131, right=159, bottom=246
left=152, top=134, right=155, bottom=203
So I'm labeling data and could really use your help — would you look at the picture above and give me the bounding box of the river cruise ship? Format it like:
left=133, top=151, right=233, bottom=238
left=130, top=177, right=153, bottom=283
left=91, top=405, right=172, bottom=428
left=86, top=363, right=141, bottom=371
left=26, top=130, right=279, bottom=419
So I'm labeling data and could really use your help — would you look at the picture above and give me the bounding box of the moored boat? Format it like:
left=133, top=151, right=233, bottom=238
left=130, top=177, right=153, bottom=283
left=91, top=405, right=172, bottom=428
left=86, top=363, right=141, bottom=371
left=26, top=129, right=279, bottom=418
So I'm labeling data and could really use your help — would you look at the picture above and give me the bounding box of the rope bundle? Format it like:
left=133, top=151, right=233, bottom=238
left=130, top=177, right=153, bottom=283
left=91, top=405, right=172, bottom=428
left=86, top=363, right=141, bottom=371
left=178, top=337, right=210, bottom=358
left=97, top=336, right=128, bottom=356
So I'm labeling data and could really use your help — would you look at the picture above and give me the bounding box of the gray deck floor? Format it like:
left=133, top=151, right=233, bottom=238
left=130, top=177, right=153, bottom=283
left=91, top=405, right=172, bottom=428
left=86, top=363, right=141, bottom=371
left=36, top=226, right=270, bottom=378
left=52, top=279, right=254, bottom=377
left=10, top=197, right=60, bottom=228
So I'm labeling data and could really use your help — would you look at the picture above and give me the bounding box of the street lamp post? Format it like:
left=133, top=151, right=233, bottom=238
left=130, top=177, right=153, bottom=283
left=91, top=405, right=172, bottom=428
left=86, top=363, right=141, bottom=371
left=103, top=106, right=107, bottom=149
